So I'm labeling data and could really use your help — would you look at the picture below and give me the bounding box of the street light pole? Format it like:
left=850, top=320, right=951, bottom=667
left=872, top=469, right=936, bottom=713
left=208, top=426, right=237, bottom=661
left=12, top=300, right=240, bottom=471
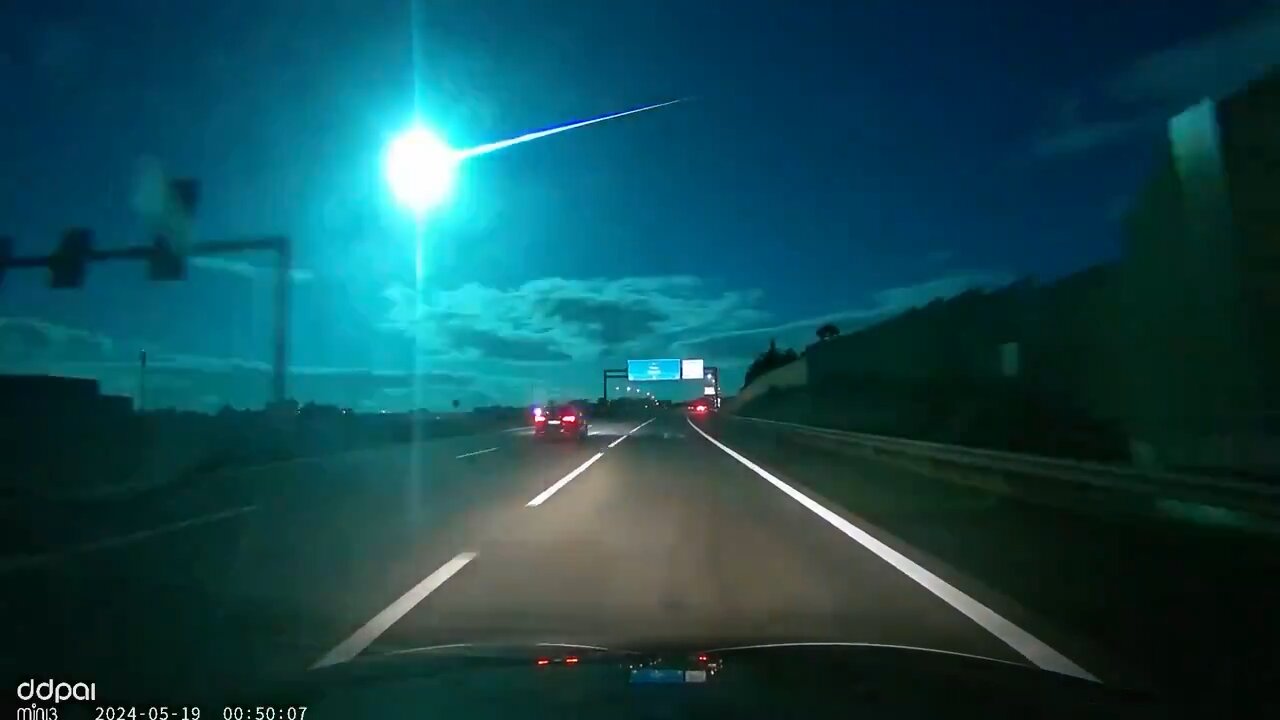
left=138, top=349, right=147, bottom=412
left=272, top=237, right=291, bottom=405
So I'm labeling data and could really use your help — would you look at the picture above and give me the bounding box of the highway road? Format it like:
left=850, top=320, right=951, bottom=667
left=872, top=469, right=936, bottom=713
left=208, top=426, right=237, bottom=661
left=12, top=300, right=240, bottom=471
left=2, top=410, right=1275, bottom=710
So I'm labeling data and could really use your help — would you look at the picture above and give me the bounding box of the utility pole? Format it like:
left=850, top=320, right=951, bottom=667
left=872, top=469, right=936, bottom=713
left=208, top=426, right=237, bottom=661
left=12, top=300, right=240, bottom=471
left=138, top=349, right=147, bottom=412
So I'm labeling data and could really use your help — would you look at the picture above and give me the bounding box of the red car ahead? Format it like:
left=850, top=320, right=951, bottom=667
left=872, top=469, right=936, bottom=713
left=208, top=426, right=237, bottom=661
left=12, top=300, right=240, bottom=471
left=534, top=404, right=589, bottom=441
left=687, top=400, right=712, bottom=414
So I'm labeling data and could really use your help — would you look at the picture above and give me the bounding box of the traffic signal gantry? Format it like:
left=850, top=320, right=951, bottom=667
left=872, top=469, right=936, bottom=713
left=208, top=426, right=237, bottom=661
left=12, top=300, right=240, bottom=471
left=0, top=178, right=294, bottom=405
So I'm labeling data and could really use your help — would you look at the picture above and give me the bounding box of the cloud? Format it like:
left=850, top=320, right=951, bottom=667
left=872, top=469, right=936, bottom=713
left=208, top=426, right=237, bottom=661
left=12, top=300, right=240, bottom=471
left=1105, top=6, right=1280, bottom=107
left=442, top=326, right=574, bottom=362
left=0, top=317, right=114, bottom=365
left=3, top=271, right=1011, bottom=409
left=381, top=275, right=770, bottom=363
left=1035, top=6, right=1280, bottom=157
left=54, top=356, right=479, bottom=412
left=190, top=257, right=315, bottom=283
left=0, top=316, right=479, bottom=410
left=673, top=272, right=1013, bottom=365
left=1032, top=116, right=1154, bottom=157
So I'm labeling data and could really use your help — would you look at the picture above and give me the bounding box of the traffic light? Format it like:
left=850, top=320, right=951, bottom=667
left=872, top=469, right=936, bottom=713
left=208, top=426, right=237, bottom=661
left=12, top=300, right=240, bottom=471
left=49, top=228, right=93, bottom=288
left=0, top=236, right=11, bottom=286
left=148, top=178, right=199, bottom=281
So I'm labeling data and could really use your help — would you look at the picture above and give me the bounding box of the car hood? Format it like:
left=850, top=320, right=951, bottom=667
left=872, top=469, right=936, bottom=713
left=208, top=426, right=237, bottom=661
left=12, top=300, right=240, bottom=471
left=239, top=641, right=1166, bottom=718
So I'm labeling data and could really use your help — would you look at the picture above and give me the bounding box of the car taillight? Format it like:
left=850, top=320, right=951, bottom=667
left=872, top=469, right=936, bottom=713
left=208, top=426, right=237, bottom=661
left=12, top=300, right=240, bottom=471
left=562, top=414, right=576, bottom=422
left=535, top=415, right=546, bottom=423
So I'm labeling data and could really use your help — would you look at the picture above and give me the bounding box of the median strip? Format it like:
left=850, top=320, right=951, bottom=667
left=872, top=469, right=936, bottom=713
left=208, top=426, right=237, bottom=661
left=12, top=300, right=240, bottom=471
left=686, top=418, right=1098, bottom=682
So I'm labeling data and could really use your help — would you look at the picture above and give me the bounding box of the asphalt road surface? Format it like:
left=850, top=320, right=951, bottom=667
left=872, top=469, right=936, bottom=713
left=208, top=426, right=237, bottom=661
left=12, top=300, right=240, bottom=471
left=3, top=410, right=1115, bottom=707
left=0, top=409, right=1100, bottom=702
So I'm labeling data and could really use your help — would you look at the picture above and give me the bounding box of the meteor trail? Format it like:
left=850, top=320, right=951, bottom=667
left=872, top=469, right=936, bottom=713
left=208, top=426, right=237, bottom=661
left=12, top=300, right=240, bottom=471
left=455, top=99, right=685, bottom=160
left=383, top=98, right=684, bottom=215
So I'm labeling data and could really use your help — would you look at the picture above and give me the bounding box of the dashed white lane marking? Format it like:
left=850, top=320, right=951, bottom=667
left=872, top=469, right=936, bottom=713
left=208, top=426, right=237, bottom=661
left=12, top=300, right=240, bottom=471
left=526, top=453, right=605, bottom=507
left=311, top=552, right=478, bottom=669
left=686, top=418, right=1098, bottom=682
left=627, top=418, right=656, bottom=434
left=608, top=417, right=654, bottom=447
left=455, top=447, right=498, bottom=459
left=0, top=505, right=259, bottom=575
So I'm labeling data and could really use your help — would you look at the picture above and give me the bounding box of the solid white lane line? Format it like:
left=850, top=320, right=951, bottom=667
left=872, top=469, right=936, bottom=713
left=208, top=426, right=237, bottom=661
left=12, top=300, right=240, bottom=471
left=455, top=447, right=498, bottom=459
left=0, top=505, right=259, bottom=574
left=526, top=452, right=605, bottom=507
left=311, top=551, right=478, bottom=669
left=686, top=418, right=1097, bottom=682
left=608, top=436, right=627, bottom=448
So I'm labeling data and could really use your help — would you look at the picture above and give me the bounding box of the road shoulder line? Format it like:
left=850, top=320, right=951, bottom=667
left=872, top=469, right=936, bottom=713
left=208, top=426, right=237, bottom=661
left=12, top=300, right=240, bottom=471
left=686, top=418, right=1097, bottom=682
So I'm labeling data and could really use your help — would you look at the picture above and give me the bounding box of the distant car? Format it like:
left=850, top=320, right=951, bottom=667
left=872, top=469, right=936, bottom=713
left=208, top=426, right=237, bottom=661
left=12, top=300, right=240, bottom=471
left=534, top=404, right=589, bottom=441
left=688, top=400, right=712, bottom=414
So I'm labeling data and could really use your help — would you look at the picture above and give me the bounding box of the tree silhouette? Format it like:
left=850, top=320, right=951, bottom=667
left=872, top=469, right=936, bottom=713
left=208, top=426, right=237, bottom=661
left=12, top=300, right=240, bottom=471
left=816, top=322, right=840, bottom=341
left=742, top=337, right=800, bottom=388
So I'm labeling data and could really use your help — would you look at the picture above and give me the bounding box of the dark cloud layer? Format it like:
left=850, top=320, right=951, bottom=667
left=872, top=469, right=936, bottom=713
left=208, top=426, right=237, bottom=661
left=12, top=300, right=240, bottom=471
left=1035, top=6, right=1280, bottom=157
left=381, top=275, right=771, bottom=363
left=673, top=272, right=1013, bottom=367
left=0, top=317, right=478, bottom=411
left=2, top=271, right=1009, bottom=409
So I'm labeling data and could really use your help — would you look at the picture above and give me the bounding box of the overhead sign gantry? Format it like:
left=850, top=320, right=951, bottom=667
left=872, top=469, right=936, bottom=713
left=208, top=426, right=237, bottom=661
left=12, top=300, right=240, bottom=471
left=603, top=358, right=719, bottom=407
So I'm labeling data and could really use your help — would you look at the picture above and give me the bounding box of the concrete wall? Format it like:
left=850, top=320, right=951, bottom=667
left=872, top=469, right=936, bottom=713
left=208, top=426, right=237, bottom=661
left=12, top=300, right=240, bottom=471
left=731, top=68, right=1280, bottom=474
left=1118, top=70, right=1280, bottom=471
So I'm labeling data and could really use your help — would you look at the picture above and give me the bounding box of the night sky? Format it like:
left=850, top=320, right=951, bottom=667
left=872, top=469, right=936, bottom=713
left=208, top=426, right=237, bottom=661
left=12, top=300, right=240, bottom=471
left=2, top=1, right=1277, bottom=411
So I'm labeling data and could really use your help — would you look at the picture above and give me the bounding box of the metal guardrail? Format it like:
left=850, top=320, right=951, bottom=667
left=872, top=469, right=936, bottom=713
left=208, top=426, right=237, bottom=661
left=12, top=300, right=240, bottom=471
left=728, top=415, right=1280, bottom=523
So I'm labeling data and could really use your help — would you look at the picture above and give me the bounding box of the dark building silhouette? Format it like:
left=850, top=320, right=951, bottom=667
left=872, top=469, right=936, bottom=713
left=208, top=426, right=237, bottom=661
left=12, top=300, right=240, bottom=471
left=0, top=374, right=132, bottom=422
